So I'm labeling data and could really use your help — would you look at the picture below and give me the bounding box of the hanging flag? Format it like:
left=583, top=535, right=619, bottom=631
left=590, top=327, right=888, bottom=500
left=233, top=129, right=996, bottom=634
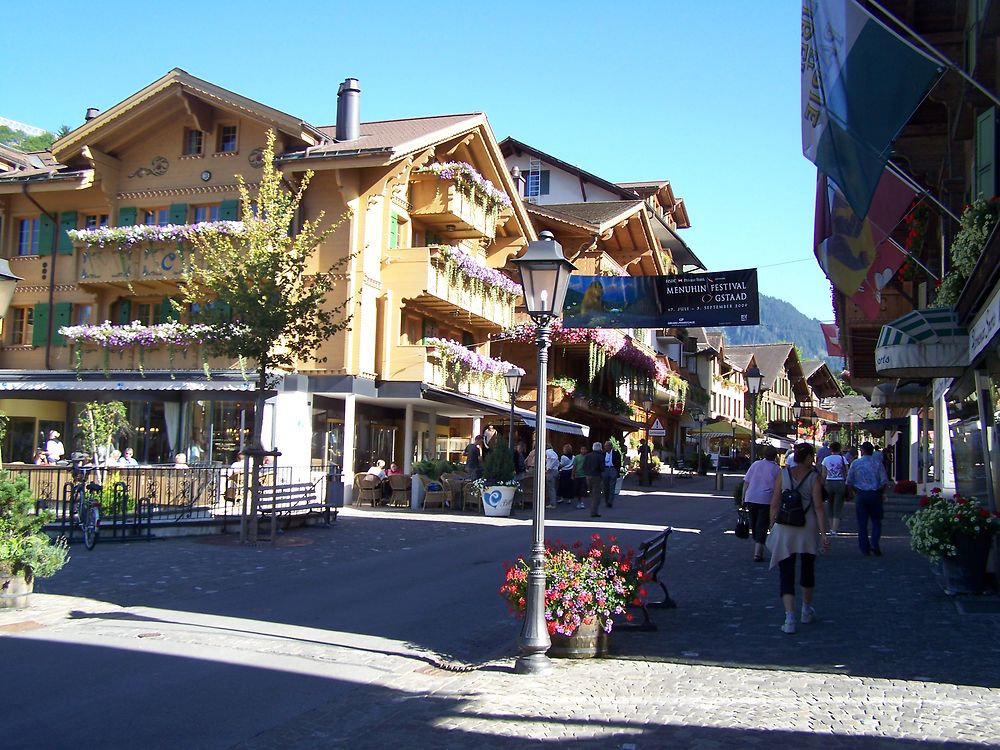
left=850, top=239, right=908, bottom=320
left=814, top=170, right=917, bottom=295
left=801, top=0, right=942, bottom=218
left=820, top=323, right=843, bottom=356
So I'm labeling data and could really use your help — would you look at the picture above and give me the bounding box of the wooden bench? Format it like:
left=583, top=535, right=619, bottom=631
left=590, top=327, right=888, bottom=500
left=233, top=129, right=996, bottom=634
left=258, top=482, right=336, bottom=532
left=620, top=527, right=676, bottom=632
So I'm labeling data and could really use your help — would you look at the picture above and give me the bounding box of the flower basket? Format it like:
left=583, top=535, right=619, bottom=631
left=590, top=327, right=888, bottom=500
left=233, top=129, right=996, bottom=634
left=500, top=534, right=646, bottom=651
left=894, top=479, right=918, bottom=495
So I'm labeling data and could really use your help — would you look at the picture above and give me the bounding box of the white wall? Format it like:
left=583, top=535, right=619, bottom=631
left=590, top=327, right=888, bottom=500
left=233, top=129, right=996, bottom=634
left=503, top=154, right=623, bottom=204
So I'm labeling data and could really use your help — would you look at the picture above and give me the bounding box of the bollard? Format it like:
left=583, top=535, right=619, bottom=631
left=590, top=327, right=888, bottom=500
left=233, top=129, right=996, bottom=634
left=715, top=464, right=724, bottom=492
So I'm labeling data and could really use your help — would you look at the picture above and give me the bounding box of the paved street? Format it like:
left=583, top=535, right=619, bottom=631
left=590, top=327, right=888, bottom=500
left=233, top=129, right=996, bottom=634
left=2, top=473, right=998, bottom=749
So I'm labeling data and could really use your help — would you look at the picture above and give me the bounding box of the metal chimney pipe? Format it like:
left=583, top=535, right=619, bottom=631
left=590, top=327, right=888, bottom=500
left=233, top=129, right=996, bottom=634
left=336, top=78, right=360, bottom=142
left=85, top=108, right=100, bottom=122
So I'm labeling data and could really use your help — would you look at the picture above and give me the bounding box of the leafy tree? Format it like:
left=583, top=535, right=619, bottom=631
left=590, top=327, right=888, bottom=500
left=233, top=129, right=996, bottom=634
left=76, top=401, right=129, bottom=470
left=0, top=125, right=63, bottom=152
left=745, top=405, right=767, bottom=435
left=836, top=375, right=857, bottom=396
left=181, top=129, right=351, bottom=541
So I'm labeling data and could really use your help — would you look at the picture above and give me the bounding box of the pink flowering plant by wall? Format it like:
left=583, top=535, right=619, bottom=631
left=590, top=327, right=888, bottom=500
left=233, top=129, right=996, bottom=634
left=500, top=533, right=645, bottom=636
left=905, top=488, right=1000, bottom=561
left=436, top=245, right=521, bottom=303
left=418, top=161, right=512, bottom=215
left=425, top=337, right=517, bottom=390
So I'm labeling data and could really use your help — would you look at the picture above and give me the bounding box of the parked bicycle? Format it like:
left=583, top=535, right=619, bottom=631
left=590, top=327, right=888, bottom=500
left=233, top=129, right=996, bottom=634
left=70, top=456, right=103, bottom=550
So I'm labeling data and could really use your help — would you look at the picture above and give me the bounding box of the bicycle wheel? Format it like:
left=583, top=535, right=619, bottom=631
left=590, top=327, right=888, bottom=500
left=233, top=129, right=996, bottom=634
left=83, top=505, right=98, bottom=550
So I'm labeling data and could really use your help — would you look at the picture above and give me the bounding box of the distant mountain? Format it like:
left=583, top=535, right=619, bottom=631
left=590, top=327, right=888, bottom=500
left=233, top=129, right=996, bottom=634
left=708, top=293, right=842, bottom=371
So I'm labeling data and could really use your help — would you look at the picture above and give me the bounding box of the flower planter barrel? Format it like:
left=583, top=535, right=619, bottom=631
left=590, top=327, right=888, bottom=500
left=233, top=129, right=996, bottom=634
left=547, top=619, right=610, bottom=659
left=481, top=485, right=515, bottom=517
left=0, top=572, right=33, bottom=609
left=939, top=532, right=993, bottom=595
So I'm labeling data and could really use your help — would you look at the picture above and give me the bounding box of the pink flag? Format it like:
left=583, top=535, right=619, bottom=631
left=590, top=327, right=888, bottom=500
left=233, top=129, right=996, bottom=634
left=814, top=170, right=917, bottom=295
left=849, top=240, right=908, bottom=320
left=820, top=323, right=843, bottom=356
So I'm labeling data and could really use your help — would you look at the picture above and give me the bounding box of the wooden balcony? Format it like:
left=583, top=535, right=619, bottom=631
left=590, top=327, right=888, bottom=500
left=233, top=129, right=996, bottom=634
left=387, top=344, right=509, bottom=403
left=409, top=174, right=508, bottom=240
left=72, top=341, right=241, bottom=374
left=75, top=237, right=196, bottom=291
left=382, top=246, right=515, bottom=330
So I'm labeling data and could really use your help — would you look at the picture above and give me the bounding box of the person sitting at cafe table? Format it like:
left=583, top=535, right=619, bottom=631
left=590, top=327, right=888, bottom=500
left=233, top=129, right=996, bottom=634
left=387, top=461, right=403, bottom=476
left=119, top=447, right=139, bottom=466
left=367, top=459, right=391, bottom=499
left=33, top=449, right=49, bottom=465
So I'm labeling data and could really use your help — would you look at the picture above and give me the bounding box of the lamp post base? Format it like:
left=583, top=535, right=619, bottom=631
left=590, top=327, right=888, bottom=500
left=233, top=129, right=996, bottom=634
left=514, top=652, right=553, bottom=675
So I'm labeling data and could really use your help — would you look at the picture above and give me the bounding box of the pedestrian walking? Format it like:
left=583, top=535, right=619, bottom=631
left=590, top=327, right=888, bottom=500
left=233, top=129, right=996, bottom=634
left=820, top=441, right=849, bottom=536
left=846, top=441, right=890, bottom=556
left=557, top=444, right=575, bottom=504
left=572, top=444, right=589, bottom=509
left=602, top=440, right=622, bottom=507
left=544, top=443, right=559, bottom=508
left=742, top=446, right=780, bottom=562
left=583, top=441, right=605, bottom=517
left=769, top=442, right=831, bottom=634
left=514, top=441, right=528, bottom=478
left=464, top=435, right=484, bottom=480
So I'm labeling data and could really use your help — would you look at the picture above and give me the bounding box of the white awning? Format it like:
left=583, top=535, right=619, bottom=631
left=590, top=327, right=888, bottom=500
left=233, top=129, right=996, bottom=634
left=871, top=382, right=930, bottom=408
left=875, top=308, right=969, bottom=377
left=0, top=377, right=256, bottom=392
left=422, top=385, right=589, bottom=437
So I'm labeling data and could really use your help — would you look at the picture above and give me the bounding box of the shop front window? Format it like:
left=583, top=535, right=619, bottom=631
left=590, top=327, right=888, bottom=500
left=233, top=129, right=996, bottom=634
left=311, top=409, right=344, bottom=468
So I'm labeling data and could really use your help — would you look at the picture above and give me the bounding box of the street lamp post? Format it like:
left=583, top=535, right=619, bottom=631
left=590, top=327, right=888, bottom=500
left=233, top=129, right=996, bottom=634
left=692, top=408, right=706, bottom=472
left=730, top=417, right=738, bottom=468
left=511, top=230, right=576, bottom=676
left=746, top=366, right=766, bottom=463
left=642, top=393, right=654, bottom=486
left=505, top=365, right=525, bottom=452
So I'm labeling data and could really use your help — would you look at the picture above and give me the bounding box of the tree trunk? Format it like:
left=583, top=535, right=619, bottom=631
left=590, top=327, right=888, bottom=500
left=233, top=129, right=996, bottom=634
left=244, top=360, right=269, bottom=544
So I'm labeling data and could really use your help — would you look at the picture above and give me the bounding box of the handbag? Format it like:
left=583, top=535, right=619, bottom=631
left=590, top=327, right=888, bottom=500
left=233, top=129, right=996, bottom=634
left=735, top=505, right=751, bottom=539
left=776, top=468, right=813, bottom=527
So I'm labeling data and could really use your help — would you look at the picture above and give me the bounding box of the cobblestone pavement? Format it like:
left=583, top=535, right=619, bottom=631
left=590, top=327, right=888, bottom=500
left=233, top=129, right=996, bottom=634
left=4, top=473, right=999, bottom=749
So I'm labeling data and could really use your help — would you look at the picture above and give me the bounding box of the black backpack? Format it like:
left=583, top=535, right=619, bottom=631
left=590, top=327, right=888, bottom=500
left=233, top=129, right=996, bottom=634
left=776, top=468, right=813, bottom=527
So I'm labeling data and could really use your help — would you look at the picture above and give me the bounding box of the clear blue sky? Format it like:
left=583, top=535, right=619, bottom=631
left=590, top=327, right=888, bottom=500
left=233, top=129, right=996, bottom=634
left=1, top=0, right=828, bottom=322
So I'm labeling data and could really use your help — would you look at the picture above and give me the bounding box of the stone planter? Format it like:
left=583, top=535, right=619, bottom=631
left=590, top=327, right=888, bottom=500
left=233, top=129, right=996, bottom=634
left=938, top=532, right=994, bottom=595
left=0, top=571, right=33, bottom=609
left=547, top=619, right=610, bottom=659
left=481, top=485, right=516, bottom=517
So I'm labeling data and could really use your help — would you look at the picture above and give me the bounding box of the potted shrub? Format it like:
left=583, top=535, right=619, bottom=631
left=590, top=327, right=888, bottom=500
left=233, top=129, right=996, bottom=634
left=473, top=445, right=518, bottom=517
left=500, top=533, right=645, bottom=657
left=410, top=459, right=460, bottom=508
left=905, top=489, right=1000, bottom=594
left=0, top=471, right=69, bottom=609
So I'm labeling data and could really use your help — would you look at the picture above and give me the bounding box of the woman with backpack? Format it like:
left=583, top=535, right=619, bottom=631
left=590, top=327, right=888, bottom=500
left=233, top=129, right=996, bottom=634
left=769, top=442, right=831, bottom=634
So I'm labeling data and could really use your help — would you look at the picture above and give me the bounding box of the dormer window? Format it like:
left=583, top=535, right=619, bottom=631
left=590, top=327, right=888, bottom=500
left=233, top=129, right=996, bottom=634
left=183, top=128, right=204, bottom=156
left=217, top=125, right=238, bottom=154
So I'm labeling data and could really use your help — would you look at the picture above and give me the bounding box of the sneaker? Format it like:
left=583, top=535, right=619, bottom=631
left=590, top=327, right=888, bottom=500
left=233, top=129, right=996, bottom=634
left=781, top=616, right=796, bottom=634
left=800, top=606, right=815, bottom=624
left=545, top=503, right=556, bottom=509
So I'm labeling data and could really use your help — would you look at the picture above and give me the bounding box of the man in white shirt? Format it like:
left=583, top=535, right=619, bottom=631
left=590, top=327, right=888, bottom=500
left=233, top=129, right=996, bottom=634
left=46, top=431, right=65, bottom=463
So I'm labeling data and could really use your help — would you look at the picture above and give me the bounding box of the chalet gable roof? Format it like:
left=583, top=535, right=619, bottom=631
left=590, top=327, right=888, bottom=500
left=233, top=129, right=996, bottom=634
left=51, top=68, right=323, bottom=166
left=726, top=343, right=804, bottom=392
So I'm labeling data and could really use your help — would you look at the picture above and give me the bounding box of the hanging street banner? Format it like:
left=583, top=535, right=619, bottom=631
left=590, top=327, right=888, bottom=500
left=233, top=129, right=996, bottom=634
left=562, top=269, right=760, bottom=329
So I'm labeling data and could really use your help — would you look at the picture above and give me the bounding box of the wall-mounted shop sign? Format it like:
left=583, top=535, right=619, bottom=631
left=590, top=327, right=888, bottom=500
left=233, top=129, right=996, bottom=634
left=562, top=269, right=760, bottom=329
left=969, top=282, right=1000, bottom=362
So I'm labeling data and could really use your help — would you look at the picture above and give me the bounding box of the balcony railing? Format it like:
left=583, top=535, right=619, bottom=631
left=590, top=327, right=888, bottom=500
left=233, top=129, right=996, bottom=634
left=425, top=349, right=509, bottom=402
left=382, top=246, right=515, bottom=329
left=72, top=341, right=240, bottom=374
left=409, top=174, right=507, bottom=240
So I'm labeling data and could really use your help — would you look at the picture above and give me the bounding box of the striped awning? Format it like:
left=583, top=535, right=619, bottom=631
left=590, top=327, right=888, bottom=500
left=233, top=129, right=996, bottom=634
left=875, top=307, right=969, bottom=377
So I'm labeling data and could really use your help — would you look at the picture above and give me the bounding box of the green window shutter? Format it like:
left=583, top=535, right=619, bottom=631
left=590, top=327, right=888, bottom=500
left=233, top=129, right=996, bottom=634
left=37, top=214, right=56, bottom=257
left=389, top=212, right=399, bottom=249
left=31, top=303, right=50, bottom=347
left=216, top=302, right=232, bottom=321
left=118, top=299, right=132, bottom=324
left=58, top=211, right=78, bottom=255
left=158, top=297, right=180, bottom=323
left=118, top=206, right=137, bottom=226
left=52, top=302, right=72, bottom=346
left=975, top=108, right=996, bottom=200
left=168, top=203, right=188, bottom=225
left=219, top=199, right=239, bottom=221
left=540, top=170, right=550, bottom=195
